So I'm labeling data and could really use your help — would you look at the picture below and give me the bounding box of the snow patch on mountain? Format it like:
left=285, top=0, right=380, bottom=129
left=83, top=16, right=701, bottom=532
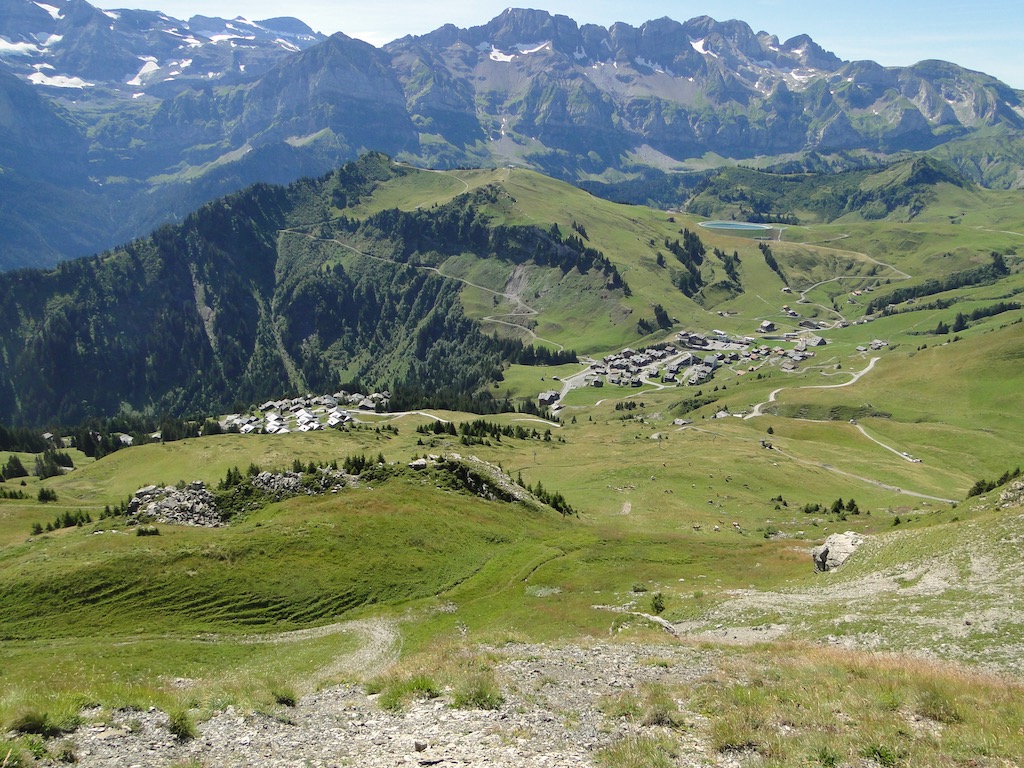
left=0, top=39, right=40, bottom=56
left=127, top=58, right=160, bottom=86
left=28, top=71, right=94, bottom=88
left=690, top=38, right=717, bottom=58
left=34, top=3, right=60, bottom=19
left=635, top=57, right=674, bottom=76
left=516, top=42, right=549, bottom=54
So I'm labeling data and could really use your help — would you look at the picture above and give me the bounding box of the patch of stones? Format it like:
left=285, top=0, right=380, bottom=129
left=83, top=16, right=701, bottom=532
left=999, top=479, right=1024, bottom=508
left=41, top=642, right=727, bottom=768
left=249, top=469, right=358, bottom=498
left=126, top=482, right=221, bottom=527
left=411, top=453, right=542, bottom=506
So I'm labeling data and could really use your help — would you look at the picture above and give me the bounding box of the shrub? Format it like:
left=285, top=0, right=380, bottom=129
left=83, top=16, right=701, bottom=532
left=650, top=592, right=666, bottom=615
left=7, top=708, right=63, bottom=738
left=271, top=685, right=298, bottom=708
left=375, top=674, right=441, bottom=712
left=596, top=734, right=678, bottom=768
left=166, top=709, right=197, bottom=741
left=451, top=671, right=504, bottom=710
left=135, top=525, right=160, bottom=537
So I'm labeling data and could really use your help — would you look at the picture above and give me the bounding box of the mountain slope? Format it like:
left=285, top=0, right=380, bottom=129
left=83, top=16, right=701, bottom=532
left=0, top=155, right=619, bottom=424
left=3, top=4, right=1024, bottom=267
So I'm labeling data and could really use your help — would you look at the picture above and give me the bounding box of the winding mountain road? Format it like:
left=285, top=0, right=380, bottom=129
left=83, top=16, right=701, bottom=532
left=744, top=356, right=881, bottom=419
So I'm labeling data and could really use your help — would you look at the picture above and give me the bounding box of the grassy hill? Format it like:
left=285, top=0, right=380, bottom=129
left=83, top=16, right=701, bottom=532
left=3, top=155, right=1024, bottom=765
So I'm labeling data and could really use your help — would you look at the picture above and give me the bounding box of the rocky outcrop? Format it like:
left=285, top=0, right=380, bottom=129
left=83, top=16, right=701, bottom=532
left=812, top=531, right=865, bottom=571
left=999, top=479, right=1024, bottom=508
left=127, top=482, right=222, bottom=527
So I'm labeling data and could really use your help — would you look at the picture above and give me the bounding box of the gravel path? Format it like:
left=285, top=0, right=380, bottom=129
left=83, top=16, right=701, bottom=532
left=46, top=641, right=725, bottom=768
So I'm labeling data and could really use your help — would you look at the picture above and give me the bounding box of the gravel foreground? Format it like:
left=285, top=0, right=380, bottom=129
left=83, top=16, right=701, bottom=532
left=39, top=641, right=728, bottom=768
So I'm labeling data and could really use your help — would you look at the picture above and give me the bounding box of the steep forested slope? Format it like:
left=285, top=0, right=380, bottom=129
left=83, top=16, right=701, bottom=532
left=0, top=154, right=604, bottom=425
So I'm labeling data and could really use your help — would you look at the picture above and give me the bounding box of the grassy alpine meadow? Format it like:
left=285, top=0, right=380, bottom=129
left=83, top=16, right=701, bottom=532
left=4, top=162, right=1024, bottom=763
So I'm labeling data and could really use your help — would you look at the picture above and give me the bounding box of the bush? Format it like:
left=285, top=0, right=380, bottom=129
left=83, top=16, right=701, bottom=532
left=7, top=708, right=63, bottom=738
left=451, top=671, right=504, bottom=710
left=166, top=709, right=197, bottom=741
left=135, top=525, right=160, bottom=537
left=37, top=487, right=58, bottom=503
left=375, top=674, right=441, bottom=711
left=596, top=734, right=678, bottom=768
left=271, top=685, right=298, bottom=707
left=650, top=592, right=666, bottom=615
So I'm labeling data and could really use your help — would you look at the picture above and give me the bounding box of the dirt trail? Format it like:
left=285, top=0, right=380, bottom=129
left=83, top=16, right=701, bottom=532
left=745, top=356, right=880, bottom=419
left=238, top=617, right=402, bottom=688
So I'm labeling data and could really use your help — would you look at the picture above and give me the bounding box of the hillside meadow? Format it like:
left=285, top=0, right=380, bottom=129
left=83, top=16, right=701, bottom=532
left=3, top=161, right=1024, bottom=765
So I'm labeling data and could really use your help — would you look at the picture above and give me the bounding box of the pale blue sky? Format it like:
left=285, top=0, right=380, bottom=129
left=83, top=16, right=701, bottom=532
left=123, top=0, right=1024, bottom=88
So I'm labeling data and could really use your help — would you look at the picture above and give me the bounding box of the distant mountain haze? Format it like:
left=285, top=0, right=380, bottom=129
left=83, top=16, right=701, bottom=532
left=1, top=1, right=1023, bottom=269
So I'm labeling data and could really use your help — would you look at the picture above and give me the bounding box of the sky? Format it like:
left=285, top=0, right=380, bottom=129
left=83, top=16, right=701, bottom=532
left=121, top=0, right=1024, bottom=88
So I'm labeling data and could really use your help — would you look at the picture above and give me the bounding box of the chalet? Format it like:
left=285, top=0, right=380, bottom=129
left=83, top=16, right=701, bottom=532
left=689, top=365, right=712, bottom=384
left=758, top=320, right=776, bottom=333
left=806, top=335, right=827, bottom=347
left=538, top=391, right=560, bottom=406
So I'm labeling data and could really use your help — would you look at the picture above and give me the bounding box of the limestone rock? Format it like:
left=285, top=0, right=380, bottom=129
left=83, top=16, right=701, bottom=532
left=812, top=531, right=865, bottom=571
left=127, top=482, right=221, bottom=527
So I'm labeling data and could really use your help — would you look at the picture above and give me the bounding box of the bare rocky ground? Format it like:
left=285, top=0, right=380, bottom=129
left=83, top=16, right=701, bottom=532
left=44, top=639, right=726, bottom=768
left=709, top=514, right=1024, bottom=669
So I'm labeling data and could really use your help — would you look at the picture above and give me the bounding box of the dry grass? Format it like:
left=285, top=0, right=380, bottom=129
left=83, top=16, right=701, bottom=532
left=686, top=643, right=1024, bottom=766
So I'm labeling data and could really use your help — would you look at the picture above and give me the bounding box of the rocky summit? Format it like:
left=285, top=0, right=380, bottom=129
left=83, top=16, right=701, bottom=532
left=2, top=2, right=1024, bottom=267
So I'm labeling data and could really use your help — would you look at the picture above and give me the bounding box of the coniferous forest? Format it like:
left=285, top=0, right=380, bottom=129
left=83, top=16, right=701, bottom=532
left=0, top=154, right=611, bottom=426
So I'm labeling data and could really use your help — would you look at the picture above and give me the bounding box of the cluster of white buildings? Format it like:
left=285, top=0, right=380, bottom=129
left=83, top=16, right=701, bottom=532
left=218, top=390, right=392, bottom=435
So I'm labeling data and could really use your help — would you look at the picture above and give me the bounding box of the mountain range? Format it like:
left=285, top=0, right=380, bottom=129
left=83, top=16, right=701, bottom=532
left=2, top=1, right=1024, bottom=269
